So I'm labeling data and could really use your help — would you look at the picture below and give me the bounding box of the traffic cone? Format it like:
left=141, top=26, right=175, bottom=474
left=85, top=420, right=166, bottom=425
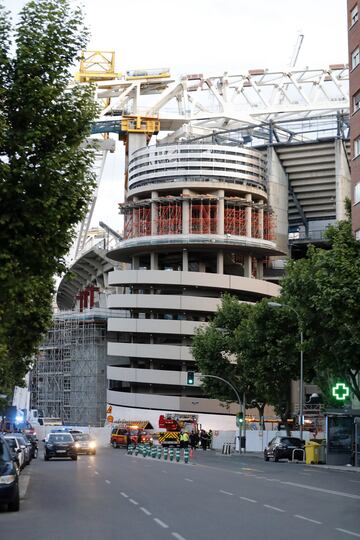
left=164, top=447, right=168, bottom=461
left=184, top=447, right=189, bottom=463
left=135, top=445, right=139, bottom=456
left=157, top=446, right=162, bottom=459
left=151, top=446, right=157, bottom=458
left=169, top=447, right=174, bottom=462
left=176, top=448, right=180, bottom=462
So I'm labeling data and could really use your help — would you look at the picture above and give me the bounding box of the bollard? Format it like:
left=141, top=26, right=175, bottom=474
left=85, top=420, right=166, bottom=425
left=184, top=447, right=189, bottom=463
left=142, top=444, right=147, bottom=457
left=222, top=442, right=231, bottom=455
left=134, top=445, right=139, bottom=456
left=147, top=444, right=152, bottom=457
left=164, top=447, right=168, bottom=461
left=157, top=446, right=162, bottom=459
left=151, top=446, right=157, bottom=458
left=169, top=447, right=174, bottom=462
left=127, top=444, right=134, bottom=455
left=176, top=448, right=180, bottom=462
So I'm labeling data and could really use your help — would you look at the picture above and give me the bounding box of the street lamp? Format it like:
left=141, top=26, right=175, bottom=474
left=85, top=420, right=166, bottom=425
left=200, top=374, right=245, bottom=453
left=268, top=301, right=304, bottom=439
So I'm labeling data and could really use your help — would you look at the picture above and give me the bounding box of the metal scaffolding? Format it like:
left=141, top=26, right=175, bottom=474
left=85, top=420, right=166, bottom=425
left=31, top=310, right=108, bottom=426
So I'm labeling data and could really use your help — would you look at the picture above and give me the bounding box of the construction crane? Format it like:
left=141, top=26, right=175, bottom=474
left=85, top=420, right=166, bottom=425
left=289, top=33, right=304, bottom=68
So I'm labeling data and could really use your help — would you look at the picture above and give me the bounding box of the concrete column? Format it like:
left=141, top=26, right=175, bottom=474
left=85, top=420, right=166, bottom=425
left=150, top=252, right=158, bottom=270
left=182, top=189, right=190, bottom=234
left=217, top=189, right=225, bottom=235
left=132, top=256, right=139, bottom=270
left=243, top=255, right=252, bottom=277
left=335, top=139, right=351, bottom=221
left=217, top=251, right=224, bottom=274
left=256, top=259, right=264, bottom=279
left=258, top=203, right=264, bottom=239
left=182, top=249, right=189, bottom=271
left=245, top=193, right=252, bottom=237
left=267, top=147, right=289, bottom=255
left=151, top=191, right=158, bottom=236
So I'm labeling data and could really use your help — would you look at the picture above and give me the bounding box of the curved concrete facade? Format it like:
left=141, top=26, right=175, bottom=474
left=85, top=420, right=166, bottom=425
left=106, top=142, right=282, bottom=417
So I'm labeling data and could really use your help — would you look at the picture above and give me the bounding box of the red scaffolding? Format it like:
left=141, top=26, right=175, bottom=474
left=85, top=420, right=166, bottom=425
left=190, top=200, right=217, bottom=234
left=157, top=202, right=182, bottom=235
left=123, top=206, right=151, bottom=239
left=224, top=206, right=246, bottom=236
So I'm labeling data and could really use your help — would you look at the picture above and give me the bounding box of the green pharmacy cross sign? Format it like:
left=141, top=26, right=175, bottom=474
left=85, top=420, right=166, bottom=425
left=332, top=382, right=350, bottom=401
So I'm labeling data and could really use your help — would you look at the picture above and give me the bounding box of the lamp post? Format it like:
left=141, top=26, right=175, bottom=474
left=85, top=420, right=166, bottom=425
left=200, top=374, right=244, bottom=453
left=268, top=302, right=304, bottom=439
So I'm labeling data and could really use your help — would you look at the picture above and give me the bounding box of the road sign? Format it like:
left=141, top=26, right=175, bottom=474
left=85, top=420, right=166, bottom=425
left=332, top=382, right=350, bottom=401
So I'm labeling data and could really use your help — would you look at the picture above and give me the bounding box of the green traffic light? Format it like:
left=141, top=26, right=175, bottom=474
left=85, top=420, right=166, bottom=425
left=187, top=371, right=195, bottom=385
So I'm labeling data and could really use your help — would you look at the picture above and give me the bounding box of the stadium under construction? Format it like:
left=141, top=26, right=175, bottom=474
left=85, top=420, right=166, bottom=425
left=32, top=54, right=351, bottom=428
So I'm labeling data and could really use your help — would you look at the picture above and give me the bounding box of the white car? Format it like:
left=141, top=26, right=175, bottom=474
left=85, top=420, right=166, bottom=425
left=4, top=436, right=25, bottom=471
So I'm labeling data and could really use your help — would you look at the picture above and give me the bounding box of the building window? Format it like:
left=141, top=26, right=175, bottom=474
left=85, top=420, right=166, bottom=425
left=352, top=47, right=360, bottom=69
left=354, top=91, right=360, bottom=113
left=355, top=183, right=360, bottom=204
left=351, top=5, right=359, bottom=26
left=356, top=229, right=360, bottom=240
left=355, top=137, right=360, bottom=158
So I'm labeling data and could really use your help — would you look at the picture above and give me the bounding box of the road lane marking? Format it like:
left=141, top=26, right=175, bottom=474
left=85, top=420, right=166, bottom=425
left=219, top=490, right=233, bottom=495
left=172, top=533, right=187, bottom=540
left=105, top=480, right=111, bottom=485
left=19, top=475, right=30, bottom=499
left=239, top=496, right=257, bottom=503
left=94, top=471, right=99, bottom=475
left=335, top=528, right=360, bottom=537
left=265, top=478, right=281, bottom=482
left=120, top=492, right=129, bottom=498
left=140, top=507, right=152, bottom=516
left=294, top=515, right=322, bottom=525
left=129, top=498, right=138, bottom=505
left=263, top=504, right=285, bottom=512
left=184, top=478, right=193, bottom=482
left=281, top=481, right=360, bottom=500
left=162, top=470, right=168, bottom=474
left=154, top=518, right=169, bottom=528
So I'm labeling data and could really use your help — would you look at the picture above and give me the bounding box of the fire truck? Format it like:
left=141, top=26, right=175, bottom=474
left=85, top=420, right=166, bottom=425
left=110, top=421, right=153, bottom=448
left=157, top=414, right=198, bottom=447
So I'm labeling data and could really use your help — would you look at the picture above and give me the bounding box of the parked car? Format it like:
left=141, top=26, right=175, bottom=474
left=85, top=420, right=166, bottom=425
left=44, top=432, right=78, bottom=461
left=71, top=433, right=97, bottom=455
left=24, top=433, right=38, bottom=459
left=0, top=435, right=20, bottom=511
left=4, top=435, right=25, bottom=471
left=264, top=436, right=304, bottom=462
left=12, top=434, right=32, bottom=465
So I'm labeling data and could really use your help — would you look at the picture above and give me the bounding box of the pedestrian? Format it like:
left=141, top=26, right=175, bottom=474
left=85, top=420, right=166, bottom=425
left=207, top=429, right=213, bottom=449
left=179, top=430, right=184, bottom=449
left=183, top=431, right=189, bottom=449
left=189, top=430, right=197, bottom=450
left=200, top=429, right=208, bottom=451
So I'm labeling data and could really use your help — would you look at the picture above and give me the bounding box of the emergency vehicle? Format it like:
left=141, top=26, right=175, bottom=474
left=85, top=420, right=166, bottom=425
left=157, top=414, right=198, bottom=447
left=110, top=421, right=153, bottom=448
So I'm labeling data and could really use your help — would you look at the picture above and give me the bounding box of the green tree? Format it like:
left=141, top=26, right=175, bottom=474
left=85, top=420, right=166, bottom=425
left=192, top=295, right=299, bottom=429
left=0, top=0, right=98, bottom=392
left=281, top=215, right=360, bottom=402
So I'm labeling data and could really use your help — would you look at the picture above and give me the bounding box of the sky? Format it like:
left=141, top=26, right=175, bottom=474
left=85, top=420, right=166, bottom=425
left=3, top=0, right=349, bottom=232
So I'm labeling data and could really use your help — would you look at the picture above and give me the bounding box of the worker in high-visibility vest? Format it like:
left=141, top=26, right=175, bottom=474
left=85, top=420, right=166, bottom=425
left=180, top=431, right=189, bottom=449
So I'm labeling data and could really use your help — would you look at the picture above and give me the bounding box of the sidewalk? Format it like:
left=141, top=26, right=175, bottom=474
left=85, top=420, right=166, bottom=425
left=214, top=449, right=360, bottom=472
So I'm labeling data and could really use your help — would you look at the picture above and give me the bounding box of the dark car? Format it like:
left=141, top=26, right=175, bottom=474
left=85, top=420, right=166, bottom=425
left=71, top=433, right=97, bottom=455
left=44, top=433, right=78, bottom=461
left=264, top=436, right=304, bottom=462
left=0, top=435, right=20, bottom=511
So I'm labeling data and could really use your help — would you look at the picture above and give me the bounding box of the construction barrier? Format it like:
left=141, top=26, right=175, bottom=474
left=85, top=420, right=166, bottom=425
left=176, top=448, right=180, bottom=462
left=127, top=444, right=134, bottom=455
left=169, top=447, right=174, bottom=462
left=157, top=446, right=162, bottom=459
left=151, top=446, right=157, bottom=458
left=164, top=447, right=168, bottom=461
left=222, top=442, right=232, bottom=455
left=184, top=448, right=189, bottom=463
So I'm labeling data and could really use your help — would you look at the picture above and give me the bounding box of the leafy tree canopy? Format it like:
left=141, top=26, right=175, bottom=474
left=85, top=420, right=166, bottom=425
left=0, top=0, right=98, bottom=393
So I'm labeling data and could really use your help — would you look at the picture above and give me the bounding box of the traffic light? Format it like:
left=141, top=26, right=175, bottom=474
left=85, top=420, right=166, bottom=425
left=187, top=371, right=195, bottom=385
left=236, top=412, right=244, bottom=427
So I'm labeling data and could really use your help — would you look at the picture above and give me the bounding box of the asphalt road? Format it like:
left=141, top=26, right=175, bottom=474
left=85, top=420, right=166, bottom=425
left=1, top=447, right=360, bottom=540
